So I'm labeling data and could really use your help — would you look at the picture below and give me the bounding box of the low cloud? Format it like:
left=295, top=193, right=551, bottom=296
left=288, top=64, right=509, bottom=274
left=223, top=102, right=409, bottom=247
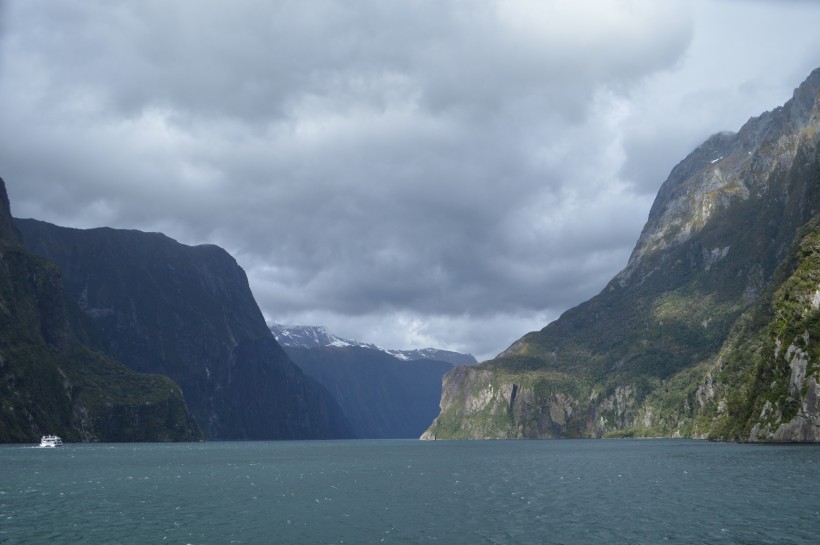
left=2, top=0, right=819, bottom=359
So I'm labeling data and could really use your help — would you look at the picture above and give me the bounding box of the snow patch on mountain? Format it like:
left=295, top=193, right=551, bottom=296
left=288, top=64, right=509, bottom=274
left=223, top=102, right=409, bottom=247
left=270, top=324, right=477, bottom=365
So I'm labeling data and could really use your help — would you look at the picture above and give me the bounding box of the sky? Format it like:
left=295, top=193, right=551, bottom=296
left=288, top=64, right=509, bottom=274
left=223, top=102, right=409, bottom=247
left=1, top=0, right=819, bottom=361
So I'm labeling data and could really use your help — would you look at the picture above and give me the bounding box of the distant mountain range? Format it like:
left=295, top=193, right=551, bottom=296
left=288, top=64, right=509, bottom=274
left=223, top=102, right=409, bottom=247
left=271, top=324, right=476, bottom=365
left=424, top=67, right=820, bottom=442
left=272, top=324, right=475, bottom=438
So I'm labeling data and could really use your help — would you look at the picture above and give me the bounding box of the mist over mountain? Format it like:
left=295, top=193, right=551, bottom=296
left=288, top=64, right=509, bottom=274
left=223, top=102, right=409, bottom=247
left=424, top=68, right=820, bottom=442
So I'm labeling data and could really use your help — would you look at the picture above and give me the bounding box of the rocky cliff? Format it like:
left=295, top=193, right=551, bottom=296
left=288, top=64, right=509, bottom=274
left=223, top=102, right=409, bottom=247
left=0, top=178, right=202, bottom=443
left=16, top=219, right=351, bottom=440
left=690, top=217, right=820, bottom=441
left=424, top=67, right=820, bottom=442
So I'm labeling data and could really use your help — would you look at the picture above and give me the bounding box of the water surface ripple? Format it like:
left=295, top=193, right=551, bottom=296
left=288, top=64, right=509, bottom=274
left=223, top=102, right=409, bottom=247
left=0, top=439, right=817, bottom=544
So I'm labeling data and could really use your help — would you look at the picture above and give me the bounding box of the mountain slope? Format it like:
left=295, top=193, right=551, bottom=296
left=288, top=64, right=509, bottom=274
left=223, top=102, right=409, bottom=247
left=272, top=324, right=469, bottom=437
left=692, top=215, right=820, bottom=441
left=284, top=345, right=454, bottom=438
left=424, top=67, right=820, bottom=441
left=0, top=178, right=202, bottom=443
left=16, top=219, right=351, bottom=440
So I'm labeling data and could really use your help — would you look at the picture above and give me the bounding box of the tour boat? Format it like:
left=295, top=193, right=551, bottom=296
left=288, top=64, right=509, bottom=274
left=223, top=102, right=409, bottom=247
left=39, top=435, right=63, bottom=448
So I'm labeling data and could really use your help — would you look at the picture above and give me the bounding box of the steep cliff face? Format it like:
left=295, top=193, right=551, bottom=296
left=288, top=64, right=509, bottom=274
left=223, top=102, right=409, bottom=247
left=0, top=183, right=21, bottom=243
left=620, top=68, right=820, bottom=286
left=0, top=178, right=202, bottom=443
left=16, top=219, right=351, bottom=440
left=690, top=218, right=820, bottom=441
left=425, top=67, right=820, bottom=441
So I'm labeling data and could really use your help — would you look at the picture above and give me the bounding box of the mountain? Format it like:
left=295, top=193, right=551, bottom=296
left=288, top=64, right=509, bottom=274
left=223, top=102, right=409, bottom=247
left=283, top=345, right=453, bottom=438
left=15, top=219, right=351, bottom=440
left=0, top=178, right=202, bottom=443
left=271, top=324, right=472, bottom=438
left=691, top=216, right=820, bottom=441
left=424, top=67, right=820, bottom=442
left=271, top=324, right=477, bottom=365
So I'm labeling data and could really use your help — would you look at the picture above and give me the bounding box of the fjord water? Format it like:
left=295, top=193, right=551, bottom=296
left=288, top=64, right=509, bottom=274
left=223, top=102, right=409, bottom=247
left=1, top=440, right=816, bottom=544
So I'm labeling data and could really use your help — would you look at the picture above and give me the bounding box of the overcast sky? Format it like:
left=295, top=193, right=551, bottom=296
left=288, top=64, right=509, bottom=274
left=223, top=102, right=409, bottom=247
left=2, top=0, right=819, bottom=361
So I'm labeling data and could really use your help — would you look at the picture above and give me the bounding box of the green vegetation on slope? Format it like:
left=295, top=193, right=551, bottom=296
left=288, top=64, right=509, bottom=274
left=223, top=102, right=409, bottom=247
left=16, top=218, right=352, bottom=440
left=0, top=178, right=202, bottom=443
left=694, top=216, right=820, bottom=441
left=425, top=69, right=820, bottom=441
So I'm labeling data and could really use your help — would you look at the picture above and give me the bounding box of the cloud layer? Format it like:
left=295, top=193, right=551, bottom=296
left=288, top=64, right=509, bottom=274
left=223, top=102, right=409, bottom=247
left=2, top=0, right=820, bottom=359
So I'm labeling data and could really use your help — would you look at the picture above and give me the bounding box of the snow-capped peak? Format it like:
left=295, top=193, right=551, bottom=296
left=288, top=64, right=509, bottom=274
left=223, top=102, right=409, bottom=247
left=269, top=324, right=477, bottom=365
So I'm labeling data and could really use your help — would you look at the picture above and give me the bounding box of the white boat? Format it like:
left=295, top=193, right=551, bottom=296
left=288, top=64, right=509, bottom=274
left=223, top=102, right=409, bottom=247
left=39, top=435, right=63, bottom=448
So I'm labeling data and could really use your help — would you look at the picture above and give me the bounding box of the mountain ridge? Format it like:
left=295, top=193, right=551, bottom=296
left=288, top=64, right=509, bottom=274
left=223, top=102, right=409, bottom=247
left=0, top=178, right=202, bottom=443
left=16, top=218, right=352, bottom=440
left=425, top=67, right=820, bottom=442
left=271, top=323, right=477, bottom=365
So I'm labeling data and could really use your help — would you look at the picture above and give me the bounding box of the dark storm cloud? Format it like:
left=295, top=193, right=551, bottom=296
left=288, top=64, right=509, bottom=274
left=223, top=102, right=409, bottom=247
left=2, top=0, right=819, bottom=360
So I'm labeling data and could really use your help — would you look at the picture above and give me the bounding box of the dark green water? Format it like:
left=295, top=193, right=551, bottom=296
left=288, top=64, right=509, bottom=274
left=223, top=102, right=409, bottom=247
left=0, top=439, right=817, bottom=544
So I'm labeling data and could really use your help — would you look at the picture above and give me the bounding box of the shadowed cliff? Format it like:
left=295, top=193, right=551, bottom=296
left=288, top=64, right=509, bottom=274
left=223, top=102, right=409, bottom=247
left=16, top=218, right=352, bottom=440
left=0, top=178, right=202, bottom=443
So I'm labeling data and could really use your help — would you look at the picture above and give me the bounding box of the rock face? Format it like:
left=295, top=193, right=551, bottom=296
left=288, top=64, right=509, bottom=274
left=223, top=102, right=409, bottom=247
left=0, top=178, right=202, bottom=443
left=16, top=219, right=351, bottom=440
left=425, top=67, right=820, bottom=442
left=695, top=222, right=820, bottom=442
